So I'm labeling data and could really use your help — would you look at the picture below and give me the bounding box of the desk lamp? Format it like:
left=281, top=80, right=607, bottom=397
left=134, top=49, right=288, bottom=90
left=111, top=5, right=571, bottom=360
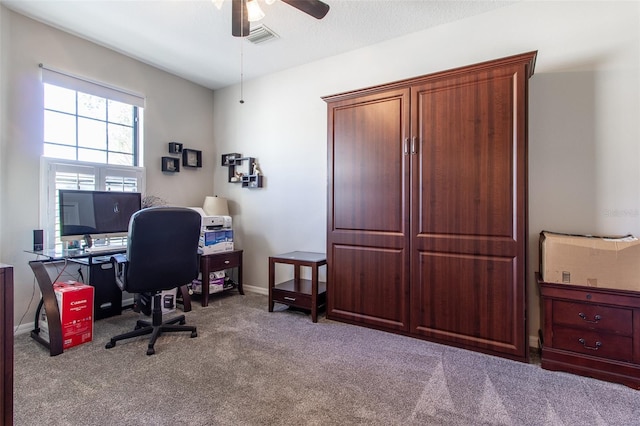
left=203, top=196, right=229, bottom=216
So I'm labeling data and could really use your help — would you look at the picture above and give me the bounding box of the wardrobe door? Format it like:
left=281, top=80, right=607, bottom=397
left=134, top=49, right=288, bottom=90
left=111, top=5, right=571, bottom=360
left=409, top=62, right=530, bottom=360
left=326, top=88, right=411, bottom=331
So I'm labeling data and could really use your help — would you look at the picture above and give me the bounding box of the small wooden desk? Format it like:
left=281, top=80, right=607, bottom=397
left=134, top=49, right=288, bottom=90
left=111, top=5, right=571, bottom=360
left=199, top=250, right=244, bottom=307
left=269, top=251, right=326, bottom=323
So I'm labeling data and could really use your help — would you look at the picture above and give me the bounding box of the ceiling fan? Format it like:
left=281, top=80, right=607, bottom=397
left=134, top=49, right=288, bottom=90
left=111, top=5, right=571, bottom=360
left=231, top=0, right=330, bottom=37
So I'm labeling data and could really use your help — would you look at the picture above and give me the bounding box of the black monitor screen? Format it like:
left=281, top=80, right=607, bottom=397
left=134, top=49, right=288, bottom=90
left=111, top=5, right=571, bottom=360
left=59, top=190, right=142, bottom=240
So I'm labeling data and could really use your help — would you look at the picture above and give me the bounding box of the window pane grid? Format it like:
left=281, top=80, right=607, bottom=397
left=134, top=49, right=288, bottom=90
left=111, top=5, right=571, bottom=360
left=44, top=83, right=139, bottom=166
left=42, top=76, right=145, bottom=251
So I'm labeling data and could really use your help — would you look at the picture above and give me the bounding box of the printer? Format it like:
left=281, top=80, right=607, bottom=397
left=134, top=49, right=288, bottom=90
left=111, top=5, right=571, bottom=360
left=189, top=207, right=232, bottom=230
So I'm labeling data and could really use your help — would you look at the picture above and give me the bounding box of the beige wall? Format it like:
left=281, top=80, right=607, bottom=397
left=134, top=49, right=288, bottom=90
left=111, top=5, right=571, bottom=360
left=212, top=1, right=640, bottom=346
left=0, top=8, right=215, bottom=328
left=2, top=1, right=639, bottom=348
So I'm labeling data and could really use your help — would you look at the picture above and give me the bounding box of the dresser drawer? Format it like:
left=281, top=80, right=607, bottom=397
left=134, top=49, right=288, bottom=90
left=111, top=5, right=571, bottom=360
left=552, top=300, right=632, bottom=335
left=272, top=288, right=313, bottom=309
left=553, top=326, right=633, bottom=362
left=201, top=251, right=241, bottom=271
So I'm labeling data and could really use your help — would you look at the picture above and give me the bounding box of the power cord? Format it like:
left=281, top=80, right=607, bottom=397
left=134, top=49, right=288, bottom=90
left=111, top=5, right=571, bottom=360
left=13, top=258, right=71, bottom=335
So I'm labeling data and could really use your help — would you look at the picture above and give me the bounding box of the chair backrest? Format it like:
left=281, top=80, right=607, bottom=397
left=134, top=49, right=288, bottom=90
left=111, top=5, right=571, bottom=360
left=124, top=207, right=201, bottom=293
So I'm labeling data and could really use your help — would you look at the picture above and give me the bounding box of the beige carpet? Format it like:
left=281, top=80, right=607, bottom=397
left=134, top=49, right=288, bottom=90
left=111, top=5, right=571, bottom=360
left=13, top=291, right=640, bottom=425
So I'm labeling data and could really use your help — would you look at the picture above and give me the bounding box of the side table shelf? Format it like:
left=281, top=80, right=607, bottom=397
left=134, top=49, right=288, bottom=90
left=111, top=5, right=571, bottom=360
left=198, top=250, right=244, bottom=307
left=268, top=251, right=326, bottom=322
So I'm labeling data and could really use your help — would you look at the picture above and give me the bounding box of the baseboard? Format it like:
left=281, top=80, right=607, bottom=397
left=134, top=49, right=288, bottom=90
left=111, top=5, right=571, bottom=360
left=529, top=334, right=540, bottom=349
left=14, top=322, right=33, bottom=336
left=243, top=284, right=267, bottom=295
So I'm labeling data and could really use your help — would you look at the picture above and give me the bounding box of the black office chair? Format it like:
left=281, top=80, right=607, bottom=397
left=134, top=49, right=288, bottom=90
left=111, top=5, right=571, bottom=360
left=105, top=206, right=201, bottom=355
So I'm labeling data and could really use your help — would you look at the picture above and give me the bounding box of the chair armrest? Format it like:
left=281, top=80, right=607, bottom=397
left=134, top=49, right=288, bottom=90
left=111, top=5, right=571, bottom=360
left=110, top=254, right=128, bottom=291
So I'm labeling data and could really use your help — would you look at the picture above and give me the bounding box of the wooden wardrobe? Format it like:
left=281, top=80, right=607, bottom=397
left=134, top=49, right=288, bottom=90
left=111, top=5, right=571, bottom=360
left=323, top=51, right=537, bottom=362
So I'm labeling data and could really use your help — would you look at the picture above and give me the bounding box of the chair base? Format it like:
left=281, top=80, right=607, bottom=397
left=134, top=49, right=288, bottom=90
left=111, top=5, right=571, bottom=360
left=106, top=292, right=197, bottom=355
left=106, top=315, right=197, bottom=355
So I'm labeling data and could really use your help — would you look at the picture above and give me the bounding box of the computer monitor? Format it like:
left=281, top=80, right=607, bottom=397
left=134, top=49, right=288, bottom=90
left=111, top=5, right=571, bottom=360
left=59, top=189, right=142, bottom=242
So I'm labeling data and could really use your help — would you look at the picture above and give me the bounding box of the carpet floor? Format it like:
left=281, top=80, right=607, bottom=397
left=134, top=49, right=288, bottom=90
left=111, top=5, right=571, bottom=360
left=13, top=291, right=640, bottom=425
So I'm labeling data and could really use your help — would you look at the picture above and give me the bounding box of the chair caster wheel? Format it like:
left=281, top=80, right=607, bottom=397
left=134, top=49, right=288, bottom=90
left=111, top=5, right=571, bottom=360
left=191, top=331, right=197, bottom=338
left=146, top=347, right=155, bottom=356
left=105, top=341, right=115, bottom=349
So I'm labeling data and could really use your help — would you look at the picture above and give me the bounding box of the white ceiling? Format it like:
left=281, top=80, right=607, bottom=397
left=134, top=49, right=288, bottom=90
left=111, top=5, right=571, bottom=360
left=1, top=0, right=517, bottom=90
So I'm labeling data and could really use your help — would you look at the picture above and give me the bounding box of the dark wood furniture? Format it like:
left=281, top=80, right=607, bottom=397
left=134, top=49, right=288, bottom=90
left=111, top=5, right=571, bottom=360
left=538, top=273, right=640, bottom=389
left=323, top=51, right=537, bottom=361
left=268, top=251, right=327, bottom=323
left=1, top=264, right=13, bottom=426
left=199, top=249, right=244, bottom=307
left=69, top=256, right=124, bottom=319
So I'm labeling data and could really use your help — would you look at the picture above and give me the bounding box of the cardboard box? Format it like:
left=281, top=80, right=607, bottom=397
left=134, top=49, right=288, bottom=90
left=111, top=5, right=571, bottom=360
left=540, top=231, right=640, bottom=291
left=199, top=229, right=234, bottom=254
left=39, top=281, right=94, bottom=350
left=200, top=241, right=234, bottom=254
left=191, top=271, right=225, bottom=294
left=200, top=229, right=233, bottom=245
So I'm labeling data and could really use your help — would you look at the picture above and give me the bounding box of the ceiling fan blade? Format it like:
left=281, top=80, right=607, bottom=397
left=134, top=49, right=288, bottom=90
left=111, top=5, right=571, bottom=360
left=232, top=0, right=250, bottom=37
left=281, top=0, right=330, bottom=20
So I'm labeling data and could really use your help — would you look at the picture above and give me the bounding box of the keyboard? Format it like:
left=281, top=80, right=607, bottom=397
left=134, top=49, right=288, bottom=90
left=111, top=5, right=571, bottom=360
left=84, top=245, right=126, bottom=254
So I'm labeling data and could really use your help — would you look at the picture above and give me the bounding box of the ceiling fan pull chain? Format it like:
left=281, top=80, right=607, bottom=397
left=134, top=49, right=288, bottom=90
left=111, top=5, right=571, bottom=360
left=239, top=38, right=245, bottom=104
left=239, top=0, right=245, bottom=104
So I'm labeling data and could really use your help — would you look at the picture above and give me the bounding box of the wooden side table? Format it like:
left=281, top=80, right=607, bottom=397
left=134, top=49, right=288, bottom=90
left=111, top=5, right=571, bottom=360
left=199, top=250, right=244, bottom=307
left=269, top=251, right=326, bottom=322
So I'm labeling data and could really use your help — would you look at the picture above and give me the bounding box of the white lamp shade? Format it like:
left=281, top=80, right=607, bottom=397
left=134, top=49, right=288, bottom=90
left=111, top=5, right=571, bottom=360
left=203, top=196, right=229, bottom=216
left=246, top=0, right=265, bottom=22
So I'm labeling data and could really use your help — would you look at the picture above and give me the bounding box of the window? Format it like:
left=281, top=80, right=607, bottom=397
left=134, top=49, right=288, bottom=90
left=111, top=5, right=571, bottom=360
left=41, top=159, right=145, bottom=251
left=40, top=66, right=146, bottom=250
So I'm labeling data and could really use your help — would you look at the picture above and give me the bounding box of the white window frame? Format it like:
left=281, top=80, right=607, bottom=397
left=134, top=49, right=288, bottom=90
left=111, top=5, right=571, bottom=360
left=40, top=157, right=146, bottom=250
left=39, top=65, right=146, bottom=251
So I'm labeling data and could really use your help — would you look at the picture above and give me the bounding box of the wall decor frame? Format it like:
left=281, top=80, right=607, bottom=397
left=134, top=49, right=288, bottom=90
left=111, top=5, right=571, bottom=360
left=221, top=152, right=264, bottom=188
left=182, top=149, right=202, bottom=168
left=168, top=142, right=183, bottom=154
left=162, top=156, right=180, bottom=172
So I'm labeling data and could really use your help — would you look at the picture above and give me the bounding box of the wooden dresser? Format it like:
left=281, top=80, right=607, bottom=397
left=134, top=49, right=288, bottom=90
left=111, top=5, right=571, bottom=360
left=538, top=273, right=640, bottom=389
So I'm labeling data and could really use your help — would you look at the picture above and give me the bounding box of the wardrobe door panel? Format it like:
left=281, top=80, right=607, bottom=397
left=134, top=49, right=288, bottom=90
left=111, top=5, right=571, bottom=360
left=412, top=252, right=520, bottom=353
left=326, top=89, right=410, bottom=330
left=410, top=64, right=529, bottom=359
left=330, top=245, right=407, bottom=330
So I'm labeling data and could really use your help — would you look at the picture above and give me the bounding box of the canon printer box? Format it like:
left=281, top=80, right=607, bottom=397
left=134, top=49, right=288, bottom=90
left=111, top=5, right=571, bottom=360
left=540, top=231, right=640, bottom=292
left=38, top=280, right=94, bottom=349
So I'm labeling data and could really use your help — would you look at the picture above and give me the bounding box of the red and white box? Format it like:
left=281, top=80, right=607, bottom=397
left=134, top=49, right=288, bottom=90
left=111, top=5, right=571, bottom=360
left=39, top=280, right=94, bottom=350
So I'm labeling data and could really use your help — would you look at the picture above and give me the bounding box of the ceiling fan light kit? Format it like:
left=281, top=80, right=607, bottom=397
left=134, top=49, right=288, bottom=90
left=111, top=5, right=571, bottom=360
left=227, top=0, right=330, bottom=37
left=246, top=0, right=265, bottom=22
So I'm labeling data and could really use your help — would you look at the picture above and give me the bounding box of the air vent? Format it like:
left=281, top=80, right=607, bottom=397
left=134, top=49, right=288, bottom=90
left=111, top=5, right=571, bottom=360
left=247, top=24, right=279, bottom=44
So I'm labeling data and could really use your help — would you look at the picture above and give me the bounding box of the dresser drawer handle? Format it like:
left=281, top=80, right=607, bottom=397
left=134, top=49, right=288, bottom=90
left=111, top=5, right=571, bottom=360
left=284, top=297, right=296, bottom=302
left=224, top=260, right=230, bottom=264
left=578, top=338, right=602, bottom=350
left=578, top=312, right=601, bottom=323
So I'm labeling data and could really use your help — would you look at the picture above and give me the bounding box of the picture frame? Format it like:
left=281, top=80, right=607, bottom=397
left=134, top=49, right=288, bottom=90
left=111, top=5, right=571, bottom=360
left=221, top=153, right=242, bottom=166
left=168, top=142, right=183, bottom=154
left=162, top=156, right=180, bottom=172
left=182, top=149, right=202, bottom=168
